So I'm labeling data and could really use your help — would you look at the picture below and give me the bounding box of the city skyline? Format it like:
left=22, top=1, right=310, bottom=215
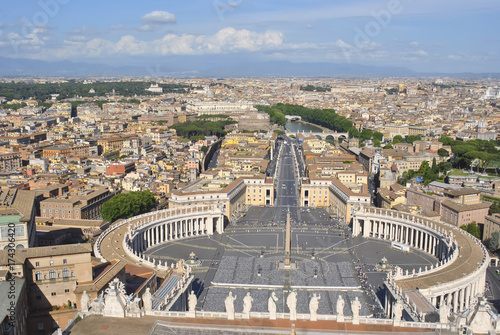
left=0, top=0, right=499, bottom=75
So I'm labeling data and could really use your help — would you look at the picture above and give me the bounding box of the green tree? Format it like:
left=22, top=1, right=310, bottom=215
left=200, top=146, right=208, bottom=153
left=406, top=135, right=422, bottom=144
left=489, top=231, right=500, bottom=252
left=101, top=191, right=157, bottom=223
left=460, top=222, right=480, bottom=239
left=392, top=135, right=404, bottom=144
left=438, top=148, right=449, bottom=158
left=360, top=129, right=373, bottom=142
left=373, top=132, right=384, bottom=141
left=467, top=222, right=480, bottom=239
left=419, top=161, right=430, bottom=174
left=438, top=135, right=455, bottom=146
left=373, top=139, right=381, bottom=147
left=431, top=157, right=437, bottom=172
left=383, top=143, right=393, bottom=149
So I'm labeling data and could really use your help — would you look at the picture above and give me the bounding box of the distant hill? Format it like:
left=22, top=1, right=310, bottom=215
left=0, top=56, right=498, bottom=78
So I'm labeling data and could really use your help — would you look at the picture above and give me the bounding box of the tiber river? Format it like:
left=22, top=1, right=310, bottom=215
left=285, top=120, right=324, bottom=133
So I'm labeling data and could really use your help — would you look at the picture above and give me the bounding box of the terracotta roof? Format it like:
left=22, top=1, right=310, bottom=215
left=441, top=199, right=491, bottom=212
left=0, top=243, right=92, bottom=265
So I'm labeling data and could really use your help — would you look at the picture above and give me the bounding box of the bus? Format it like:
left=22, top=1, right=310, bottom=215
left=391, top=241, right=410, bottom=252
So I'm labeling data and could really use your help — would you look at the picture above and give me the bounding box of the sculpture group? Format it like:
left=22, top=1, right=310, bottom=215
left=80, top=279, right=366, bottom=323
left=81, top=278, right=144, bottom=318
left=220, top=290, right=360, bottom=322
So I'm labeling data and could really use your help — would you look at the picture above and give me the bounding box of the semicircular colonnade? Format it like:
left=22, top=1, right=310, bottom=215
left=94, top=205, right=225, bottom=267
left=352, top=206, right=489, bottom=316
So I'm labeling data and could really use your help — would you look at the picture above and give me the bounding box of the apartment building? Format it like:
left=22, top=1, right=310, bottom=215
left=300, top=177, right=371, bottom=222
left=39, top=187, right=112, bottom=220
left=406, top=185, right=491, bottom=227
left=97, top=137, right=124, bottom=153
left=42, top=144, right=90, bottom=158
left=169, top=176, right=274, bottom=222
left=106, top=162, right=136, bottom=175
left=0, top=189, right=38, bottom=249
left=0, top=152, right=22, bottom=171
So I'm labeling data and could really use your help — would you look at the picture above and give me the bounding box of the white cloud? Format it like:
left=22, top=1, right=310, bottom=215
left=410, top=41, right=419, bottom=46
left=26, top=27, right=284, bottom=59
left=142, top=11, right=176, bottom=24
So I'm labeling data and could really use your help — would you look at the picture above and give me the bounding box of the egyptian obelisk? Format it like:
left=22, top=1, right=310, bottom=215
left=285, top=210, right=291, bottom=266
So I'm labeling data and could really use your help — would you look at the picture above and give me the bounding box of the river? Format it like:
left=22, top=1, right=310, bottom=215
left=285, top=120, right=324, bottom=133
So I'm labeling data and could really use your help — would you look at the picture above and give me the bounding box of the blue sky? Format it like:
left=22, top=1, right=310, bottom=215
left=0, top=0, right=499, bottom=73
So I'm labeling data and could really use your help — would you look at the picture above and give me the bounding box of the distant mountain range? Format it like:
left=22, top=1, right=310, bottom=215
left=0, top=56, right=498, bottom=78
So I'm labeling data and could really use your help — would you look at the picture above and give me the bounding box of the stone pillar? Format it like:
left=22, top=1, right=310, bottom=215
left=464, top=285, right=470, bottom=310
left=353, top=218, right=360, bottom=236
left=409, top=228, right=413, bottom=247
left=453, top=290, right=459, bottom=313
left=362, top=219, right=369, bottom=237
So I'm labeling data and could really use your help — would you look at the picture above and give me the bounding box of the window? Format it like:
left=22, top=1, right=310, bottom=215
left=65, top=289, right=69, bottom=293
left=63, top=259, right=67, bottom=265
left=49, top=260, right=54, bottom=266
left=35, top=271, right=41, bottom=281
left=35, top=262, right=40, bottom=267
left=49, top=270, right=55, bottom=279
left=51, top=292, right=56, bottom=296
left=62, top=268, right=69, bottom=278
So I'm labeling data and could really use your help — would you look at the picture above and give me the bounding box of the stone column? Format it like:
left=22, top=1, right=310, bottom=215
left=464, top=285, right=470, bottom=309
left=353, top=218, right=360, bottom=236
left=362, top=219, right=369, bottom=237
left=453, top=290, right=459, bottom=313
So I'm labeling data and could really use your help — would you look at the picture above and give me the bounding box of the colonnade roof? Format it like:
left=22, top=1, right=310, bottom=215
left=396, top=223, right=484, bottom=291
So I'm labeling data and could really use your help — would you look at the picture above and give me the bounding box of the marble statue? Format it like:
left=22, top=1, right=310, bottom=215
left=309, top=293, right=321, bottom=321
left=80, top=290, right=90, bottom=313
left=268, top=292, right=278, bottom=320
left=439, top=302, right=450, bottom=323
left=351, top=297, right=361, bottom=325
left=142, top=287, right=152, bottom=313
left=287, top=290, right=298, bottom=321
left=188, top=291, right=197, bottom=312
left=393, top=301, right=403, bottom=325
left=102, top=278, right=126, bottom=318
left=225, top=291, right=237, bottom=320
left=90, top=292, right=104, bottom=314
left=336, top=295, right=345, bottom=322
left=243, top=292, right=253, bottom=318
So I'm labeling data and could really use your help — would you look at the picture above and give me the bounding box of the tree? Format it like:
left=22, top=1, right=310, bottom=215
left=467, top=222, right=480, bottom=239
left=101, top=191, right=157, bottom=223
left=373, top=139, right=381, bottom=147
left=200, top=146, right=208, bottom=153
left=392, top=135, right=404, bottom=144
left=373, top=132, right=384, bottom=141
left=439, top=135, right=455, bottom=146
left=489, top=231, right=500, bottom=252
left=431, top=158, right=437, bottom=172
left=406, top=135, right=421, bottom=144
left=419, top=161, right=430, bottom=174
left=460, top=222, right=480, bottom=239
left=438, top=148, right=449, bottom=158
left=360, top=129, right=373, bottom=142
left=384, top=143, right=393, bottom=149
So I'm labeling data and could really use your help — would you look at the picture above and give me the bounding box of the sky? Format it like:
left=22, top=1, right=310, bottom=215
left=0, top=0, right=499, bottom=73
